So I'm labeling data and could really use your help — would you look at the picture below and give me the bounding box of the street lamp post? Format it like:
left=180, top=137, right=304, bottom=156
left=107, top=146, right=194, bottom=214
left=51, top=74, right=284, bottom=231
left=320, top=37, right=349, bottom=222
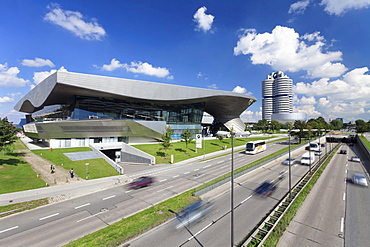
left=230, top=132, right=235, bottom=247
left=288, top=130, right=292, bottom=195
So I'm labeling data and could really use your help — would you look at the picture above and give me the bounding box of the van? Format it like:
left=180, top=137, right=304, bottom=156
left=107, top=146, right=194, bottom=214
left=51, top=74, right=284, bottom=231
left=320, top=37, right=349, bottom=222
left=301, top=151, right=315, bottom=165
left=309, top=142, right=320, bottom=151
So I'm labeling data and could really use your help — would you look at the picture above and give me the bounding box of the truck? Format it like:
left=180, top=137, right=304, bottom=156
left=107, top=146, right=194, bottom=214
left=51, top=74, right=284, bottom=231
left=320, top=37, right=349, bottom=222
left=305, top=142, right=320, bottom=151
left=300, top=151, right=315, bottom=165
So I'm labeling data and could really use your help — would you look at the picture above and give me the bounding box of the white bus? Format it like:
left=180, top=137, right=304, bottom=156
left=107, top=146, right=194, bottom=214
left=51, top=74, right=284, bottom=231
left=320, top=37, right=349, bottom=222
left=245, top=140, right=267, bottom=154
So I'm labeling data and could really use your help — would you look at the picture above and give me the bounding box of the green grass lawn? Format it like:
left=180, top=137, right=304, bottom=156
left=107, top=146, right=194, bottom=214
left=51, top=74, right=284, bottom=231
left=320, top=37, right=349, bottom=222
left=32, top=148, right=120, bottom=179
left=133, top=136, right=275, bottom=164
left=0, top=140, right=46, bottom=194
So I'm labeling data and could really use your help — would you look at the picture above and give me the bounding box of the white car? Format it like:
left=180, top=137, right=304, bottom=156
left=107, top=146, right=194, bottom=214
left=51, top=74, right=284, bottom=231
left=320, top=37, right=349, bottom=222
left=351, top=156, right=360, bottom=162
left=352, top=173, right=368, bottom=187
left=315, top=150, right=322, bottom=156
left=282, top=158, right=295, bottom=165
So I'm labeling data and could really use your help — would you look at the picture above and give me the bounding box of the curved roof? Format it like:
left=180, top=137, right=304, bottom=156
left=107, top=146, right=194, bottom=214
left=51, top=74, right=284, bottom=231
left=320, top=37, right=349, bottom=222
left=15, top=71, right=256, bottom=132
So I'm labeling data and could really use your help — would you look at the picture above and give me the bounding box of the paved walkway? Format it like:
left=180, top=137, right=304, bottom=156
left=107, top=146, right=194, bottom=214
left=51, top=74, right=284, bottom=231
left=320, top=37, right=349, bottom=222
left=0, top=135, right=282, bottom=206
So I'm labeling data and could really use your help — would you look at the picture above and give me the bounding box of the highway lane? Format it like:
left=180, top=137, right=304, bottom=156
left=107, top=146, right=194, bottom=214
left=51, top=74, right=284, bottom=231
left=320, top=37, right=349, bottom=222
left=345, top=143, right=370, bottom=247
left=124, top=146, right=324, bottom=246
left=278, top=144, right=347, bottom=246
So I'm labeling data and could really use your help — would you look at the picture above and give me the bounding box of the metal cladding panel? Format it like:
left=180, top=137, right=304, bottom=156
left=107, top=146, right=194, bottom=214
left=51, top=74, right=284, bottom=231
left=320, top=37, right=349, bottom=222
left=15, top=72, right=257, bottom=120
left=23, top=119, right=166, bottom=140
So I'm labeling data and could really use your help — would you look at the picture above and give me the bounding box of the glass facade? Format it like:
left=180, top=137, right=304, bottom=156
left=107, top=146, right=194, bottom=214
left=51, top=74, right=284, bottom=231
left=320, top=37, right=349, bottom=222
left=71, top=96, right=205, bottom=125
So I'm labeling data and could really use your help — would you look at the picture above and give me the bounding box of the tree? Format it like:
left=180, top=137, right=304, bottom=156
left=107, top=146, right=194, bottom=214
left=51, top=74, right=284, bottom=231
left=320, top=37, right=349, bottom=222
left=330, top=119, right=343, bottom=130
left=181, top=128, right=193, bottom=151
left=0, top=117, right=17, bottom=155
left=355, top=119, right=368, bottom=133
left=161, top=126, right=173, bottom=154
left=293, top=120, right=307, bottom=143
left=270, top=120, right=280, bottom=133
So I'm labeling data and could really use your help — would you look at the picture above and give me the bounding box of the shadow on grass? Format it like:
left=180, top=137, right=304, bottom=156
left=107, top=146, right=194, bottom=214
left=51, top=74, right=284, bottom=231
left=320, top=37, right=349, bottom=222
left=156, top=151, right=166, bottom=157
left=175, top=148, right=186, bottom=152
left=0, top=158, right=26, bottom=166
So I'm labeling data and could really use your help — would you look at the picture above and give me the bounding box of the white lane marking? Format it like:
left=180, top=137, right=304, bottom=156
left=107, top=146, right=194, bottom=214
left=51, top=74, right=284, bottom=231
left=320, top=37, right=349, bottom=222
left=188, top=222, right=213, bottom=241
left=77, top=211, right=108, bottom=223
left=159, top=179, right=167, bottom=182
left=157, top=186, right=174, bottom=193
left=220, top=165, right=228, bottom=169
left=217, top=161, right=223, bottom=164
left=340, top=217, right=344, bottom=232
left=75, top=203, right=91, bottom=209
left=103, top=195, right=116, bottom=200
left=345, top=170, right=347, bottom=174
left=241, top=195, right=253, bottom=204
left=203, top=165, right=211, bottom=168
left=194, top=169, right=199, bottom=171
left=125, top=190, right=132, bottom=193
left=39, top=213, right=59, bottom=221
left=184, top=172, right=190, bottom=174
left=173, top=175, right=179, bottom=178
left=0, top=226, right=19, bottom=234
left=343, top=193, right=346, bottom=201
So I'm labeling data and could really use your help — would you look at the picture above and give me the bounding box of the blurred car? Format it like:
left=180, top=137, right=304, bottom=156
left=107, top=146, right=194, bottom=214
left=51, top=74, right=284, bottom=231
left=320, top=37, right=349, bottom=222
left=339, top=150, right=347, bottom=154
left=254, top=181, right=276, bottom=197
left=282, top=158, right=295, bottom=165
left=315, top=150, right=322, bottom=156
left=351, top=156, right=360, bottom=162
left=128, top=176, right=154, bottom=189
left=174, top=200, right=213, bottom=229
left=352, top=173, right=368, bottom=187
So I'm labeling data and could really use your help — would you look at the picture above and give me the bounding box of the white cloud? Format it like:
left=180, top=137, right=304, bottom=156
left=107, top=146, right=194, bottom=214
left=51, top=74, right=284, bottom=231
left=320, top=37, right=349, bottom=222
left=208, top=83, right=218, bottom=89
left=232, top=86, right=247, bottom=94
left=294, top=67, right=370, bottom=121
left=193, top=6, right=215, bottom=33
left=289, top=0, right=310, bottom=14
left=21, top=57, right=55, bottom=67
left=0, top=96, right=13, bottom=103
left=33, top=66, right=68, bottom=85
left=240, top=110, right=261, bottom=122
left=100, top=59, right=173, bottom=79
left=320, top=0, right=370, bottom=15
left=44, top=3, right=106, bottom=40
left=234, top=26, right=347, bottom=78
left=0, top=63, right=29, bottom=87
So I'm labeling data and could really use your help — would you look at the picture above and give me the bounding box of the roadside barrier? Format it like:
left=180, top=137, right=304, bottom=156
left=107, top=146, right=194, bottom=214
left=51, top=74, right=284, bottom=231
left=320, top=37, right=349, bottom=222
left=239, top=142, right=339, bottom=247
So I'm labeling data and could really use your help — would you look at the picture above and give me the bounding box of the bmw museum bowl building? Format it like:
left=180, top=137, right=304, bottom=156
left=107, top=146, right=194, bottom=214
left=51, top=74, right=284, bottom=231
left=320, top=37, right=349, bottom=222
left=15, top=71, right=256, bottom=163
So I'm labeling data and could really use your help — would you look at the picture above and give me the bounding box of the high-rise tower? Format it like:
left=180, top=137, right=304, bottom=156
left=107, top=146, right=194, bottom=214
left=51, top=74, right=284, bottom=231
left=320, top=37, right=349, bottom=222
left=262, top=71, right=293, bottom=122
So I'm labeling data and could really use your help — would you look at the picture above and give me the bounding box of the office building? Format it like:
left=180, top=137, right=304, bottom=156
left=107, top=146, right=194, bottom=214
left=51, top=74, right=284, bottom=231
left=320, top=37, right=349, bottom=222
left=15, top=71, right=256, bottom=148
left=262, top=71, right=293, bottom=122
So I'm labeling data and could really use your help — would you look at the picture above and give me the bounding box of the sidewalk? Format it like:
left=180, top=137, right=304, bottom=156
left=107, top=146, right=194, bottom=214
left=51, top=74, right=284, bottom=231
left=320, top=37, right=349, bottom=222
left=0, top=135, right=283, bottom=207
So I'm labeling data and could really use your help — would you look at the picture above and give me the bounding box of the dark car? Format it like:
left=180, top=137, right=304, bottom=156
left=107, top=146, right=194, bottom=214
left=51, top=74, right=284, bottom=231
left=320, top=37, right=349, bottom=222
left=128, top=176, right=154, bottom=189
left=339, top=150, right=347, bottom=154
left=254, top=181, right=276, bottom=197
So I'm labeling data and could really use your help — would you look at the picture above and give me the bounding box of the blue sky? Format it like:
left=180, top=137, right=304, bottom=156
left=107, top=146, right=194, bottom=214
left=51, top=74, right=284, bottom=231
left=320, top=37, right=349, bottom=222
left=1, top=0, right=370, bottom=125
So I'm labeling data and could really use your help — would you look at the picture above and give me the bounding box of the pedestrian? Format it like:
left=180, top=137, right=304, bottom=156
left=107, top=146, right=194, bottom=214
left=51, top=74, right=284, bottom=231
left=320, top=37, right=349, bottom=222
left=51, top=165, right=55, bottom=174
left=69, top=168, right=74, bottom=178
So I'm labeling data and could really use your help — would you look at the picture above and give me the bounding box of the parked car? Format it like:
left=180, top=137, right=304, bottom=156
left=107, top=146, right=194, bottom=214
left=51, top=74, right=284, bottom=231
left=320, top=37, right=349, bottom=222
left=254, top=181, right=276, bottom=197
left=315, top=150, right=322, bottom=156
left=128, top=176, right=154, bottom=189
left=282, top=158, right=295, bottom=165
left=339, top=150, right=347, bottom=154
left=351, top=156, right=360, bottom=162
left=352, top=173, right=368, bottom=187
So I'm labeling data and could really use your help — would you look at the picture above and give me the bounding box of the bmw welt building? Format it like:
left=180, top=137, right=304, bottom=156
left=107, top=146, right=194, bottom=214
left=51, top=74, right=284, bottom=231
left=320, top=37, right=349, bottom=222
left=15, top=71, right=256, bottom=149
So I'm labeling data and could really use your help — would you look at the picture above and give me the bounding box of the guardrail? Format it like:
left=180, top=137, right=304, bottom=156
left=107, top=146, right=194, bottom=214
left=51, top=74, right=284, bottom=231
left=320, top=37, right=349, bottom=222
left=239, top=142, right=339, bottom=247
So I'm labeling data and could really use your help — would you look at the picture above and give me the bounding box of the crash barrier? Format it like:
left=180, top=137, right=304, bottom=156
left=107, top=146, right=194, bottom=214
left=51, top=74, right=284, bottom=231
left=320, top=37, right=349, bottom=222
left=239, top=142, right=340, bottom=247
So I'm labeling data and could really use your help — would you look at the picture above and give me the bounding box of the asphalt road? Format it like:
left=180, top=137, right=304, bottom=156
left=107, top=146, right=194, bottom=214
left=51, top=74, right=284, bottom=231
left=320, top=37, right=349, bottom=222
left=124, top=147, right=321, bottom=246
left=345, top=144, right=370, bottom=247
